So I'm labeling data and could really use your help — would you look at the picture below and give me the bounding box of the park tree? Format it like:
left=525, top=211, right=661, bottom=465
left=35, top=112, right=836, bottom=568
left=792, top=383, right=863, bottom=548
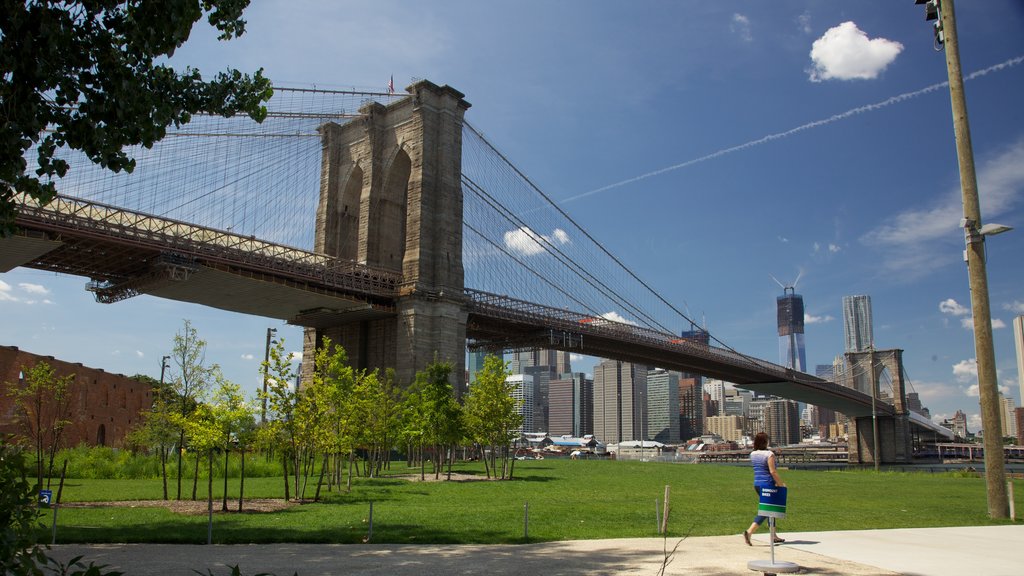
left=462, top=355, right=521, bottom=480
left=126, top=380, right=180, bottom=500
left=208, top=376, right=254, bottom=511
left=168, top=319, right=218, bottom=500
left=302, top=337, right=362, bottom=495
left=408, top=361, right=463, bottom=480
left=259, top=335, right=298, bottom=500
left=4, top=361, right=75, bottom=490
left=356, top=368, right=403, bottom=479
left=0, top=0, right=273, bottom=236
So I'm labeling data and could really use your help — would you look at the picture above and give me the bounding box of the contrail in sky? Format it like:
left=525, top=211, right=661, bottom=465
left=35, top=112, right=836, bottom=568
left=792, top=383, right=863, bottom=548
left=562, top=55, right=1024, bottom=204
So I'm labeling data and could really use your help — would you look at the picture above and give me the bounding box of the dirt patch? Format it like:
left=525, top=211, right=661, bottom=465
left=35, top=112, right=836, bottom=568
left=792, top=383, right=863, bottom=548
left=61, top=498, right=294, bottom=516
left=390, top=472, right=492, bottom=482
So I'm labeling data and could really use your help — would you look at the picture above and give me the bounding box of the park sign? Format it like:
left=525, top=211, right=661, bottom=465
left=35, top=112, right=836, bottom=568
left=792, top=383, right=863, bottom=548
left=757, top=486, right=787, bottom=519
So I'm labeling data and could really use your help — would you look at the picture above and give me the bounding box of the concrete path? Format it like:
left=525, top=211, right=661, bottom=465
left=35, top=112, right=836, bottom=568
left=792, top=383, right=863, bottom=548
left=46, top=525, right=1022, bottom=575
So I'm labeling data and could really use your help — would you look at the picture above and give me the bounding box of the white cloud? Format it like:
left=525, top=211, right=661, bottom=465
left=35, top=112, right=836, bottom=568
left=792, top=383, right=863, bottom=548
left=503, top=226, right=571, bottom=257
left=808, top=22, right=903, bottom=82
left=289, top=351, right=303, bottom=363
left=0, top=280, right=54, bottom=305
left=965, top=382, right=1012, bottom=398
left=957, top=359, right=1012, bottom=396
left=953, top=358, right=977, bottom=383
left=1003, top=300, right=1024, bottom=314
left=241, top=353, right=256, bottom=361
left=940, top=298, right=970, bottom=316
left=731, top=13, right=753, bottom=42
left=959, top=316, right=1007, bottom=330
left=601, top=311, right=637, bottom=326
left=828, top=243, right=841, bottom=253
left=796, top=11, right=812, bottom=35
left=862, top=140, right=1024, bottom=278
left=968, top=413, right=983, bottom=432
left=135, top=350, right=144, bottom=358
left=0, top=280, right=16, bottom=302
left=804, top=313, right=834, bottom=324
left=18, top=283, right=49, bottom=295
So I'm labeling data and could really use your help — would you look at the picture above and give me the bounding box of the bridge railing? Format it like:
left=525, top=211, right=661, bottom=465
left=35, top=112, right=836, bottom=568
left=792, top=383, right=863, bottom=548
left=465, top=288, right=788, bottom=375
left=15, top=194, right=402, bottom=298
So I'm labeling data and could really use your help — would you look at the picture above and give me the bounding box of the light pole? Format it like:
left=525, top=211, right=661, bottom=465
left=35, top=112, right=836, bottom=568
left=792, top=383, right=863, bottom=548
left=159, top=355, right=170, bottom=385
left=261, top=327, right=277, bottom=424
left=914, top=0, right=1010, bottom=518
left=869, top=348, right=880, bottom=472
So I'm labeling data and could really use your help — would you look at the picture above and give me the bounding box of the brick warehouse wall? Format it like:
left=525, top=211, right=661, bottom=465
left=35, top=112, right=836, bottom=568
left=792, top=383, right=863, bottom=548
left=0, top=346, right=152, bottom=447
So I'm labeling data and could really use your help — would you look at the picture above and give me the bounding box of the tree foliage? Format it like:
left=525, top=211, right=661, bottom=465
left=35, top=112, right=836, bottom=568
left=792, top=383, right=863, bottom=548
left=3, top=360, right=75, bottom=490
left=168, top=319, right=217, bottom=500
left=0, top=0, right=273, bottom=235
left=462, top=355, right=520, bottom=480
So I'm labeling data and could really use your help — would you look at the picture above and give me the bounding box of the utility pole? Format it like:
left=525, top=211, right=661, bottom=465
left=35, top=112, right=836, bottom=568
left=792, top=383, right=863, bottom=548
left=261, top=327, right=277, bottom=424
left=915, top=0, right=1008, bottom=517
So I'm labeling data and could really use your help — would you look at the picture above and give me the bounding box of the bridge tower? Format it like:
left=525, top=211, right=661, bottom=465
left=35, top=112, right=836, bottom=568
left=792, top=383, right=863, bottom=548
left=843, top=348, right=913, bottom=464
left=304, top=81, right=470, bottom=392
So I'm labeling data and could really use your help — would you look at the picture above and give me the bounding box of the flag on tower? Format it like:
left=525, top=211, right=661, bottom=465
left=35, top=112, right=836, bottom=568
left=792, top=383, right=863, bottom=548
left=388, top=75, right=394, bottom=94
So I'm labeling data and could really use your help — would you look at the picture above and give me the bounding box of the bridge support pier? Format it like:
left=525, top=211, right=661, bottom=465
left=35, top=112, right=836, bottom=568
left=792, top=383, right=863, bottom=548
left=842, top=349, right=913, bottom=465
left=848, top=413, right=912, bottom=465
left=303, top=80, right=470, bottom=394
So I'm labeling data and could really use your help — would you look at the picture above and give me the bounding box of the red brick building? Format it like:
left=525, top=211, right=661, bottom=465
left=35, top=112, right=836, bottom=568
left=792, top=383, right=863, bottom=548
left=0, top=346, right=152, bottom=447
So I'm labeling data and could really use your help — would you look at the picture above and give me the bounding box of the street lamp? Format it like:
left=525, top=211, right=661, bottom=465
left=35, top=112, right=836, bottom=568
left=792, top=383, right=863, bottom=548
left=914, top=0, right=1010, bottom=518
left=261, top=327, right=277, bottom=424
left=159, top=355, right=170, bottom=385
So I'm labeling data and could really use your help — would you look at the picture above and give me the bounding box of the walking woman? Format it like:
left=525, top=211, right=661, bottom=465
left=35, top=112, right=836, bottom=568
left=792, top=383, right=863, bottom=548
left=743, top=432, right=785, bottom=545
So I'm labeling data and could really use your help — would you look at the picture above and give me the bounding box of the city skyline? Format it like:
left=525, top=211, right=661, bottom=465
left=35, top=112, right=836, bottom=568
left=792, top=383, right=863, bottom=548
left=1, top=2, right=1022, bottom=435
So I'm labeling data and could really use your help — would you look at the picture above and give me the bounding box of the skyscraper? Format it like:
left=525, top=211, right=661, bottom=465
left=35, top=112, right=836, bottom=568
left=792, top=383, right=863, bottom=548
left=777, top=287, right=806, bottom=372
left=593, top=359, right=647, bottom=443
left=843, top=295, right=874, bottom=352
left=646, top=369, right=680, bottom=443
left=548, top=372, right=593, bottom=437
left=509, top=349, right=571, bottom=433
left=677, top=328, right=708, bottom=440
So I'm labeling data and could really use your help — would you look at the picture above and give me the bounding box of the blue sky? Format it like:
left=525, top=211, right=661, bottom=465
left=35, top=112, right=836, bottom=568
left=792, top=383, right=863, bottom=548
left=3, top=1, right=1024, bottom=433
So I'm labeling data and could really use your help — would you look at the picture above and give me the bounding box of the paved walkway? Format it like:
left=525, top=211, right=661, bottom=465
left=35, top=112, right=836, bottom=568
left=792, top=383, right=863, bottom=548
left=46, top=525, right=1022, bottom=575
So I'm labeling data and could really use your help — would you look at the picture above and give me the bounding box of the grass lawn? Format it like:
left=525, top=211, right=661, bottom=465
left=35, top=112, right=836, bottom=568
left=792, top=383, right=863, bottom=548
left=43, top=459, right=1024, bottom=545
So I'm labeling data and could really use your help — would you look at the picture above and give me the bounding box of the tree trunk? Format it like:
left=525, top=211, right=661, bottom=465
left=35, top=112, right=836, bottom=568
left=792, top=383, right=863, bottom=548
left=160, top=446, right=168, bottom=500
left=191, top=451, right=201, bottom=500
left=314, top=453, right=327, bottom=501
left=282, top=452, right=290, bottom=501
left=206, top=450, right=214, bottom=544
left=293, top=447, right=300, bottom=502
left=222, top=447, right=230, bottom=512
left=238, top=448, right=246, bottom=512
left=346, top=451, right=354, bottom=492
left=176, top=430, right=184, bottom=500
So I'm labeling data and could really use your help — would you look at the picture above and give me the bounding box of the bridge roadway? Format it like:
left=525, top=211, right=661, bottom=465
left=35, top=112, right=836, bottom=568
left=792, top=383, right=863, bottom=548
left=4, top=194, right=942, bottom=428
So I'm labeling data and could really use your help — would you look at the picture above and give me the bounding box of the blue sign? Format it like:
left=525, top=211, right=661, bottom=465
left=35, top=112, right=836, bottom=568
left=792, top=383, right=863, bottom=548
left=39, top=489, right=53, bottom=507
left=757, top=486, right=787, bottom=519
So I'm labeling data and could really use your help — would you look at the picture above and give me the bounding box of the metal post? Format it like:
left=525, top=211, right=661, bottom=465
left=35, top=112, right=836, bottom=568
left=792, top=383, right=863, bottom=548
left=939, top=0, right=1008, bottom=518
left=261, top=327, right=276, bottom=424
left=524, top=501, right=529, bottom=540
left=870, top=349, right=880, bottom=471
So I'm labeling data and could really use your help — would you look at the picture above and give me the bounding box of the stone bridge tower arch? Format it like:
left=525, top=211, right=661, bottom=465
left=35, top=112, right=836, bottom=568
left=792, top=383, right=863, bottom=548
left=305, top=81, right=469, bottom=392
left=843, top=348, right=912, bottom=464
